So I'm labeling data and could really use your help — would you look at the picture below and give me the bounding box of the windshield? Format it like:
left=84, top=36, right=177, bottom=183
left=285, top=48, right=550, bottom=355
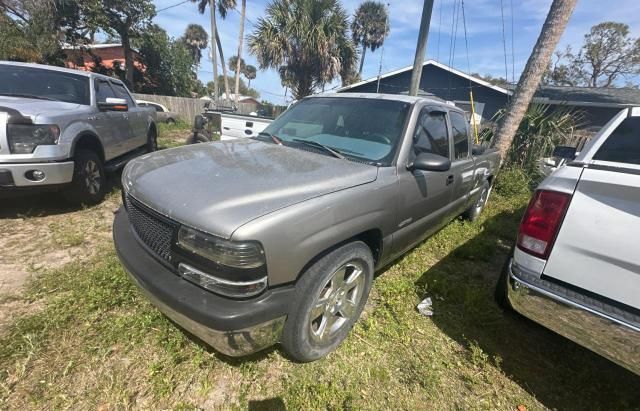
left=0, top=64, right=90, bottom=105
left=262, top=97, right=411, bottom=165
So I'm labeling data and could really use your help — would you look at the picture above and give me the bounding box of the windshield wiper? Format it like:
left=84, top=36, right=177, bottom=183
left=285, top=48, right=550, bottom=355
left=292, top=139, right=345, bottom=160
left=257, top=131, right=283, bottom=145
left=0, top=93, right=56, bottom=101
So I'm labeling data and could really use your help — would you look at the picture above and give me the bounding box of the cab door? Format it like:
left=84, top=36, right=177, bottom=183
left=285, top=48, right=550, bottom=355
left=393, top=107, right=456, bottom=255
left=93, top=79, right=123, bottom=159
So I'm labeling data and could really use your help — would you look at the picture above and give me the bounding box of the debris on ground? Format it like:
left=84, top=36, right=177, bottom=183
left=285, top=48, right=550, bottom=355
left=417, top=297, right=433, bottom=316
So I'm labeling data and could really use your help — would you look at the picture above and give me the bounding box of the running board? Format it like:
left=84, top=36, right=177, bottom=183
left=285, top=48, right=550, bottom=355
left=105, top=147, right=147, bottom=172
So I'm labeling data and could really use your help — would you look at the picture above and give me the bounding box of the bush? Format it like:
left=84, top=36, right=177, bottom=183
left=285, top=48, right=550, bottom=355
left=494, top=167, right=532, bottom=197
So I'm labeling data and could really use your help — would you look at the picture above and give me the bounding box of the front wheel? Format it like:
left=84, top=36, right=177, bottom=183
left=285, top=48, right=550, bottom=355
left=281, top=241, right=374, bottom=362
left=63, top=149, right=106, bottom=205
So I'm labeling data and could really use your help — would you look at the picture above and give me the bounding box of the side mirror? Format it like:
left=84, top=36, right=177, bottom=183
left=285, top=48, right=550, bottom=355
left=98, top=97, right=128, bottom=112
left=408, top=152, right=451, bottom=172
left=552, top=145, right=577, bottom=160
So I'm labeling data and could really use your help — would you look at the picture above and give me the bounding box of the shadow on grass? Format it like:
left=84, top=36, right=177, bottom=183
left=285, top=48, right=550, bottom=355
left=0, top=170, right=123, bottom=219
left=415, top=209, right=640, bottom=410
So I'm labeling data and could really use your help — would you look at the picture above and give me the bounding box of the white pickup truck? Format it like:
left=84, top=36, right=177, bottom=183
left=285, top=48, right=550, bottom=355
left=191, top=107, right=273, bottom=143
left=497, top=107, right=640, bottom=375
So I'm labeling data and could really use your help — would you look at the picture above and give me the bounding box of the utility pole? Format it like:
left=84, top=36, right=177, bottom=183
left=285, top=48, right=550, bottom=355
left=409, top=0, right=435, bottom=96
left=209, top=0, right=219, bottom=101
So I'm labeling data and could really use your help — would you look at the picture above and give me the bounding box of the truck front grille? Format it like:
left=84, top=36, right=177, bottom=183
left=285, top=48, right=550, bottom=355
left=124, top=194, right=176, bottom=263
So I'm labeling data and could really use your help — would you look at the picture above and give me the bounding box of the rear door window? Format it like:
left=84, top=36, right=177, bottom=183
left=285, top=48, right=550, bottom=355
left=413, top=109, right=450, bottom=158
left=593, top=117, right=640, bottom=165
left=449, top=111, right=469, bottom=159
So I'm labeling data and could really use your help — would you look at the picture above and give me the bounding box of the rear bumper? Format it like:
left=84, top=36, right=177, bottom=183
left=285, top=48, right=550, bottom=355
left=113, top=208, right=293, bottom=356
left=0, top=161, right=74, bottom=187
left=506, top=259, right=640, bottom=375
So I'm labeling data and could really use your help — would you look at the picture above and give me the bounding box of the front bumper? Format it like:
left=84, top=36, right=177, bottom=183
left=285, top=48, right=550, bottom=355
left=113, top=207, right=294, bottom=356
left=0, top=161, right=74, bottom=187
left=506, top=259, right=640, bottom=375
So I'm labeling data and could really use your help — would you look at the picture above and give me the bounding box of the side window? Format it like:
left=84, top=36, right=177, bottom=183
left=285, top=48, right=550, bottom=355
left=110, top=82, right=134, bottom=106
left=150, top=103, right=164, bottom=112
left=413, top=109, right=449, bottom=158
left=593, top=117, right=640, bottom=165
left=137, top=102, right=147, bottom=107
left=450, top=111, right=469, bottom=160
left=96, top=80, right=116, bottom=102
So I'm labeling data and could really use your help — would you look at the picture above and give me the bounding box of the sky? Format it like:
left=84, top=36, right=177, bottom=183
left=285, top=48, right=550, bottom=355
left=152, top=0, right=640, bottom=104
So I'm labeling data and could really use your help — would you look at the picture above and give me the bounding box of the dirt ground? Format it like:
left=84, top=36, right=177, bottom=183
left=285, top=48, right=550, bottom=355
left=0, top=128, right=188, bottom=333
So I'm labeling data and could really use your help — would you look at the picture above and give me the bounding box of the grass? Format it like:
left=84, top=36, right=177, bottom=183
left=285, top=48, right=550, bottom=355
left=1, top=181, right=639, bottom=409
left=158, top=121, right=191, bottom=149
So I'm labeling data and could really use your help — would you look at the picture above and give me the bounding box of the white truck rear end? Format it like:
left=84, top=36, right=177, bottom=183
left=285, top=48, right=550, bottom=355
left=502, top=107, right=640, bottom=375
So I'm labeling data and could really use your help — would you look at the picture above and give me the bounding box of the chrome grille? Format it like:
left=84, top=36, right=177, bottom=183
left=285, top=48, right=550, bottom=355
left=124, top=194, right=175, bottom=262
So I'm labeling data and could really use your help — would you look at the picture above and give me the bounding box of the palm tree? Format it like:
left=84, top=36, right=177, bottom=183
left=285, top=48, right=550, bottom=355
left=192, top=0, right=237, bottom=101
left=248, top=0, right=356, bottom=99
left=351, top=1, right=389, bottom=76
left=229, top=55, right=246, bottom=76
left=182, top=24, right=208, bottom=68
left=233, top=0, right=247, bottom=105
left=243, top=64, right=256, bottom=88
left=492, top=0, right=577, bottom=163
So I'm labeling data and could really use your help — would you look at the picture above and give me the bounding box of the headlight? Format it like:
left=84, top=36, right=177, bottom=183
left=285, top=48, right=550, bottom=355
left=178, top=226, right=266, bottom=268
left=7, top=124, right=60, bottom=154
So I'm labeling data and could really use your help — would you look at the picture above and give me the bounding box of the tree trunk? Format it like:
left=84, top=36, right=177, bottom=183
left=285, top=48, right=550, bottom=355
left=209, top=0, right=219, bottom=99
left=234, top=0, right=246, bottom=105
left=492, top=0, right=577, bottom=163
left=216, top=29, right=231, bottom=103
left=358, top=45, right=366, bottom=75
left=122, top=32, right=134, bottom=88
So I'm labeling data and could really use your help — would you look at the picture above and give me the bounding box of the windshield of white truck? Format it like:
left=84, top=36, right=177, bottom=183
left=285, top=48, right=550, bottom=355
left=261, top=97, right=411, bottom=165
left=0, top=64, right=91, bottom=105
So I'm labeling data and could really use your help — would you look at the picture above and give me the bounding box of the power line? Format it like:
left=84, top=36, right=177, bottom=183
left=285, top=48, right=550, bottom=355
left=510, top=0, right=515, bottom=83
left=156, top=0, right=190, bottom=13
left=499, top=0, right=509, bottom=88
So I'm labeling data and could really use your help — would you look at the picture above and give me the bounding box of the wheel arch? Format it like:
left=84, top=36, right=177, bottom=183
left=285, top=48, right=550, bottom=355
left=294, top=228, right=383, bottom=282
left=72, top=132, right=105, bottom=162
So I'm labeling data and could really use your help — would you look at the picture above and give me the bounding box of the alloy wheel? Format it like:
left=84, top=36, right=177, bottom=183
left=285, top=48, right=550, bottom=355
left=83, top=160, right=101, bottom=195
left=308, top=261, right=366, bottom=342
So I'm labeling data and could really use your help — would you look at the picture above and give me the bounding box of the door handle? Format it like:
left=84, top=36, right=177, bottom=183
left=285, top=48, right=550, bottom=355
left=446, top=175, right=454, bottom=185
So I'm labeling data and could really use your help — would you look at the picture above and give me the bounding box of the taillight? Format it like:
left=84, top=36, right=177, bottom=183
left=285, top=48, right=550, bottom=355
left=517, top=190, right=571, bottom=259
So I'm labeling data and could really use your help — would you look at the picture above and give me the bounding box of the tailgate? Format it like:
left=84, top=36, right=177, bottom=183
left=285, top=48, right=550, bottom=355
left=543, top=167, right=640, bottom=310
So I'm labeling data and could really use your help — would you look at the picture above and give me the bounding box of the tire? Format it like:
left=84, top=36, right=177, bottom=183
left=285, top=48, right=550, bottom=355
left=146, top=128, right=158, bottom=153
left=64, top=149, right=106, bottom=205
left=495, top=252, right=514, bottom=310
left=166, top=118, right=176, bottom=125
left=462, top=179, right=492, bottom=221
left=187, top=132, right=211, bottom=144
left=281, top=241, right=374, bottom=362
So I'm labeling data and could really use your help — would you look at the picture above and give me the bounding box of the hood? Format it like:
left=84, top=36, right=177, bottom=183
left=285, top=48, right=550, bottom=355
left=0, top=96, right=83, bottom=120
left=124, top=139, right=378, bottom=238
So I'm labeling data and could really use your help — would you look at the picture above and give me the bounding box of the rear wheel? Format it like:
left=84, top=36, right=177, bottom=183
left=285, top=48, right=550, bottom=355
left=495, top=251, right=514, bottom=310
left=146, top=128, right=158, bottom=153
left=64, top=149, right=106, bottom=205
left=166, top=118, right=176, bottom=125
left=462, top=180, right=492, bottom=221
left=281, top=241, right=374, bottom=362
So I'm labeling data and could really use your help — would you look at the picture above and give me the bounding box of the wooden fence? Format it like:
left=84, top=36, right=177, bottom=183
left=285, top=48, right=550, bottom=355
left=133, top=93, right=204, bottom=124
left=132, top=93, right=262, bottom=123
